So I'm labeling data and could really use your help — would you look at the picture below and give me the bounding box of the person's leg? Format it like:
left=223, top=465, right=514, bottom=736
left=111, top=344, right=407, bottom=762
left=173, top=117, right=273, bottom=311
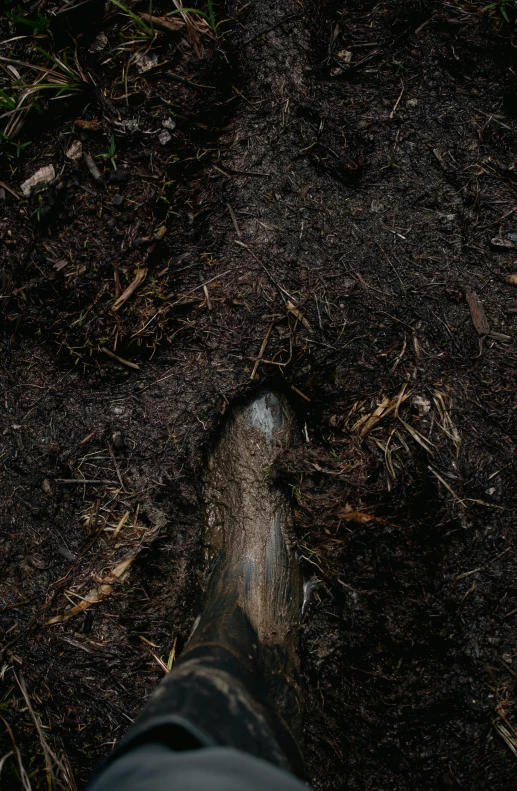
left=88, top=744, right=308, bottom=791
left=87, top=392, right=305, bottom=790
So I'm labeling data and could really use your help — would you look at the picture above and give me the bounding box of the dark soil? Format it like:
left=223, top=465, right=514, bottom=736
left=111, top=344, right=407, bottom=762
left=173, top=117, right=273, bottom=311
left=1, top=1, right=517, bottom=789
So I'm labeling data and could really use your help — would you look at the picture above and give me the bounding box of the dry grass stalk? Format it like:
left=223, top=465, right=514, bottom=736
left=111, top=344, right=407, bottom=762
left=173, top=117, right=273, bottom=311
left=15, top=673, right=77, bottom=791
left=0, top=716, right=32, bottom=791
left=46, top=552, right=139, bottom=624
left=112, top=268, right=148, bottom=312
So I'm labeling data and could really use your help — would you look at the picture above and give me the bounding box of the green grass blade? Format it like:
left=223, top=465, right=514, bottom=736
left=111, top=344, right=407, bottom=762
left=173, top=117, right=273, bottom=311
left=109, top=0, right=153, bottom=36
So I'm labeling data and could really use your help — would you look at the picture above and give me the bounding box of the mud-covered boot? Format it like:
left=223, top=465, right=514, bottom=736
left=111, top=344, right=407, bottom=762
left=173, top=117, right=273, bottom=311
left=106, top=393, right=304, bottom=776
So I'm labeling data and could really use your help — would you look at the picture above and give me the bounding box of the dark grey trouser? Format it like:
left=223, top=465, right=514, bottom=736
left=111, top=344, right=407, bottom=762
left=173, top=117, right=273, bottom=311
left=88, top=742, right=308, bottom=791
left=87, top=646, right=308, bottom=791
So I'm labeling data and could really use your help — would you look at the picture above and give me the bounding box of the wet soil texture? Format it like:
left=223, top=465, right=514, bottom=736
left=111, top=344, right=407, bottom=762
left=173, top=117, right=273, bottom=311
left=1, top=1, right=517, bottom=789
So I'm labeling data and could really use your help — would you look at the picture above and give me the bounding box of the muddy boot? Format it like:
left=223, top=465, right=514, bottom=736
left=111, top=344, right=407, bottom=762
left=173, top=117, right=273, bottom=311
left=111, top=393, right=304, bottom=776
left=186, top=391, right=304, bottom=758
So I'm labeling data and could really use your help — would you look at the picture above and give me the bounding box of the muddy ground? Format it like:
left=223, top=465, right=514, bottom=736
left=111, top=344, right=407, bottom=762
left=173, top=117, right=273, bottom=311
left=1, top=0, right=517, bottom=789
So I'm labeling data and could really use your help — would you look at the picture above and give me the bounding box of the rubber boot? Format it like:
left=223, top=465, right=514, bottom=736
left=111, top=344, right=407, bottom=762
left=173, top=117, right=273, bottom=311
left=106, top=393, right=304, bottom=775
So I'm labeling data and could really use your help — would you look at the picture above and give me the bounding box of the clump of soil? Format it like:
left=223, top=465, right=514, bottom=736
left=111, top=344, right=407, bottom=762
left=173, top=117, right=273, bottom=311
left=1, top=1, right=517, bottom=789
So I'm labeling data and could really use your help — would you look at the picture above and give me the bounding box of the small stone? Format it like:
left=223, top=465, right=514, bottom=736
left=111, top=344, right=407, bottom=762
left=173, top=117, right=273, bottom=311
left=89, top=32, right=108, bottom=52
left=331, top=49, right=352, bottom=74
left=438, top=213, right=456, bottom=230
left=66, top=140, right=82, bottom=160
left=491, top=237, right=515, bottom=250
left=119, top=119, right=138, bottom=133
left=158, top=129, right=171, bottom=145
left=336, top=49, right=352, bottom=63
left=342, top=277, right=357, bottom=292
left=57, top=546, right=76, bottom=562
left=162, top=117, right=176, bottom=131
left=112, top=194, right=124, bottom=207
left=112, top=431, right=125, bottom=450
left=407, top=98, right=419, bottom=107
left=412, top=395, right=431, bottom=415
left=134, top=51, right=158, bottom=73
left=42, top=478, right=52, bottom=494
left=505, top=273, right=517, bottom=286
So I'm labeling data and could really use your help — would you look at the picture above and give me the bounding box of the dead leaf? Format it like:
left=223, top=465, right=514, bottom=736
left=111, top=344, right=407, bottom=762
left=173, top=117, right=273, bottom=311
left=287, top=300, right=314, bottom=333
left=338, top=508, right=375, bottom=524
left=75, top=119, right=102, bottom=131
left=466, top=290, right=490, bottom=336
left=139, top=13, right=184, bottom=33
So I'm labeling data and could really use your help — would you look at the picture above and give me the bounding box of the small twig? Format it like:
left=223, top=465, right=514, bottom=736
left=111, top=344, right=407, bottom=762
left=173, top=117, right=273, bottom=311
left=0, top=180, right=21, bottom=200
left=227, top=202, right=242, bottom=237
left=202, top=284, right=212, bottom=311
left=55, top=479, right=117, bottom=485
left=243, top=12, right=302, bottom=45
left=15, top=673, right=76, bottom=791
left=250, top=320, right=275, bottom=380
left=290, top=385, right=311, bottom=402
left=1, top=718, right=32, bottom=791
left=108, top=444, right=127, bottom=492
left=165, top=269, right=232, bottom=306
left=213, top=164, right=271, bottom=178
left=375, top=242, right=406, bottom=292
left=101, top=347, right=140, bottom=370
left=112, top=268, right=148, bottom=312
left=390, top=80, right=405, bottom=120
left=428, top=466, right=466, bottom=509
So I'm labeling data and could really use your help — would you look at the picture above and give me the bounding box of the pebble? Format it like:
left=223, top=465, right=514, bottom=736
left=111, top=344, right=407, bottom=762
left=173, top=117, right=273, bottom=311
left=118, top=119, right=138, bottom=133
left=162, top=117, right=176, bottom=131
left=412, top=395, right=431, bottom=415
left=84, top=153, right=102, bottom=181
left=370, top=199, right=384, bottom=213
left=134, top=51, right=158, bottom=73
left=342, top=277, right=357, bottom=292
left=57, top=546, right=76, bottom=562
left=158, top=129, right=172, bottom=145
left=112, top=194, right=124, bottom=207
left=112, top=431, right=125, bottom=450
left=89, top=32, right=108, bottom=52
left=42, top=478, right=52, bottom=494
